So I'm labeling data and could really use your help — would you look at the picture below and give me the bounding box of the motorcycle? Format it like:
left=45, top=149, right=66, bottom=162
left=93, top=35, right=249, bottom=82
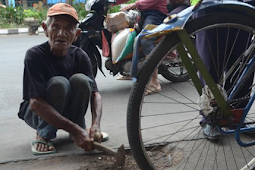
left=73, top=0, right=191, bottom=82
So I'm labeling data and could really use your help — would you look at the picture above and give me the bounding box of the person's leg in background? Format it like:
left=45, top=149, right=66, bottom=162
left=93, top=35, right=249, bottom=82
left=141, top=6, right=189, bottom=95
left=195, top=6, right=254, bottom=139
left=140, top=10, right=166, bottom=95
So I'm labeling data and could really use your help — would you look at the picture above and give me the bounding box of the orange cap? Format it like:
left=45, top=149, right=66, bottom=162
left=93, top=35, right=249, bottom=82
left=47, top=3, right=79, bottom=23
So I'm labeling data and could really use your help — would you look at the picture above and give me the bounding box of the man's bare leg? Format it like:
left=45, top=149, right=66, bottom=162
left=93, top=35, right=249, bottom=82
left=148, top=69, right=161, bottom=90
left=145, top=55, right=161, bottom=95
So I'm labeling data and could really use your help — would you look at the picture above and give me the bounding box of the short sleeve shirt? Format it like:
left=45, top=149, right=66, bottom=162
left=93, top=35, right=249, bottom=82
left=23, top=41, right=98, bottom=100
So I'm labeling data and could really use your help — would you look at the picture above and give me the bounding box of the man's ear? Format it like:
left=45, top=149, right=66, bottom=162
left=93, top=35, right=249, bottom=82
left=42, top=22, right=49, bottom=37
left=73, top=28, right=81, bottom=42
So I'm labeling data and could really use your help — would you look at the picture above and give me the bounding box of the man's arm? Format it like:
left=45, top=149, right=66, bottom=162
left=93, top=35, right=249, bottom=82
left=89, top=91, right=103, bottom=142
left=29, top=97, right=93, bottom=151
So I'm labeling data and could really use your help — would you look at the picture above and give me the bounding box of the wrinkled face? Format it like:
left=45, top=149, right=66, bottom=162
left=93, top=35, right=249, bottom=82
left=43, top=15, right=80, bottom=56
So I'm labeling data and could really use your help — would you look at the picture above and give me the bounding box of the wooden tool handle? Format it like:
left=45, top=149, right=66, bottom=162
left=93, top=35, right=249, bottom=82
left=93, top=141, right=117, bottom=156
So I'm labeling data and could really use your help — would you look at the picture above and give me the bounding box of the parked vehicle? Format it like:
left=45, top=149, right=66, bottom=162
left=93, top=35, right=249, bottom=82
left=73, top=0, right=190, bottom=82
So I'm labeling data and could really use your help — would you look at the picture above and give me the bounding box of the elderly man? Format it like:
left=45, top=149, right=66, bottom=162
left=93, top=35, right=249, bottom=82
left=18, top=3, right=105, bottom=155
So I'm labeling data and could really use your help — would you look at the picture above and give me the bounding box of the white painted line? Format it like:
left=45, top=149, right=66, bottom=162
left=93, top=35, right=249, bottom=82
left=0, top=29, right=8, bottom=35
left=18, top=28, right=29, bottom=33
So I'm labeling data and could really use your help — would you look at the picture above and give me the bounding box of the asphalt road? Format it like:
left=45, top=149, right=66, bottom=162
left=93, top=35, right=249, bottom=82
left=1, top=33, right=255, bottom=170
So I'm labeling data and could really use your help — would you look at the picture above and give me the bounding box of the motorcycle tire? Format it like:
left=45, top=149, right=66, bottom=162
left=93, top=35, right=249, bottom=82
left=159, top=54, right=192, bottom=82
left=86, top=44, right=99, bottom=78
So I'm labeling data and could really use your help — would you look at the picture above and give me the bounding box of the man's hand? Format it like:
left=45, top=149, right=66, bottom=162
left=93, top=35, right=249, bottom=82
left=120, top=3, right=136, bottom=11
left=90, top=124, right=102, bottom=142
left=71, top=127, right=93, bottom=151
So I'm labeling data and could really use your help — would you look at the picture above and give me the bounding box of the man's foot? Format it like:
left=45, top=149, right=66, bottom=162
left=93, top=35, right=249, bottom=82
left=145, top=85, right=161, bottom=95
left=164, top=50, right=178, bottom=63
left=145, top=69, right=161, bottom=96
left=31, top=135, right=56, bottom=155
left=202, top=124, right=221, bottom=140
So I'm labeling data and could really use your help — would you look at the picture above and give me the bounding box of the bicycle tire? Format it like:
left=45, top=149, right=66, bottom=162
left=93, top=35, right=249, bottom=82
left=127, top=11, right=255, bottom=170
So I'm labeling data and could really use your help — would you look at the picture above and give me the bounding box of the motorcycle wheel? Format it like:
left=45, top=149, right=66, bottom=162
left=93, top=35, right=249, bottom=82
left=86, top=44, right=99, bottom=78
left=159, top=52, right=192, bottom=82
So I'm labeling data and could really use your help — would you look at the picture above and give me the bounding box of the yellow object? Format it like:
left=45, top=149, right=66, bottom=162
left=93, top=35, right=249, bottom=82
left=163, top=14, right=177, bottom=23
left=190, top=0, right=200, bottom=6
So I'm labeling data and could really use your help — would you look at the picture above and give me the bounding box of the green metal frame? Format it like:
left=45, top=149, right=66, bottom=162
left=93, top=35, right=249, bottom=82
left=176, top=30, right=231, bottom=116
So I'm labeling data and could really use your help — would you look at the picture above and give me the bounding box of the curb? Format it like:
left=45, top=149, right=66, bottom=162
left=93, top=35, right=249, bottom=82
left=0, top=27, right=44, bottom=35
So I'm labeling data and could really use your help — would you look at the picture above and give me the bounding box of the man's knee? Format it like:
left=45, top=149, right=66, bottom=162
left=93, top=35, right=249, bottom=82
left=69, top=73, right=92, bottom=93
left=45, top=76, right=70, bottom=98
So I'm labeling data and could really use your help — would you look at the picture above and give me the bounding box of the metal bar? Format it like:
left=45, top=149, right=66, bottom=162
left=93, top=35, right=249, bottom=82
left=176, top=44, right=203, bottom=95
left=177, top=30, right=231, bottom=116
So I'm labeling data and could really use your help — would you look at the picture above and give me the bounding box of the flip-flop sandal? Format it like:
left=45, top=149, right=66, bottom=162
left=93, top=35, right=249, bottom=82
left=101, top=132, right=109, bottom=142
left=117, top=75, right=132, bottom=80
left=145, top=85, right=161, bottom=96
left=31, top=139, right=56, bottom=156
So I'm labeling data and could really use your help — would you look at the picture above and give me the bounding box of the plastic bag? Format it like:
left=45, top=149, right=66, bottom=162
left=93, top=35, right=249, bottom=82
left=111, top=28, right=137, bottom=63
left=124, top=10, right=140, bottom=28
left=197, top=85, right=227, bottom=116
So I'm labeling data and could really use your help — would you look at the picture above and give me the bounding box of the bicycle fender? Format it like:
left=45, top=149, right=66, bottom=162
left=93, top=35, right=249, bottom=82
left=143, top=1, right=255, bottom=38
left=131, top=1, right=255, bottom=80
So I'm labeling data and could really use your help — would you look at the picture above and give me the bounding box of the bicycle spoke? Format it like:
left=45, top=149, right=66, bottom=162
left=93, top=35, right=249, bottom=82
left=227, top=135, right=238, bottom=169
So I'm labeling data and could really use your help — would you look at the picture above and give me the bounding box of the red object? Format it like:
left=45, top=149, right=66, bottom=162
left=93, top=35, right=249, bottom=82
left=219, top=109, right=244, bottom=126
left=231, top=109, right=244, bottom=123
left=102, top=31, right=110, bottom=57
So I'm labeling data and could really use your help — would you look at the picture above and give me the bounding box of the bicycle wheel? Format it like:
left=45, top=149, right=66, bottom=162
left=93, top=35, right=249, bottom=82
left=127, top=11, right=255, bottom=170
